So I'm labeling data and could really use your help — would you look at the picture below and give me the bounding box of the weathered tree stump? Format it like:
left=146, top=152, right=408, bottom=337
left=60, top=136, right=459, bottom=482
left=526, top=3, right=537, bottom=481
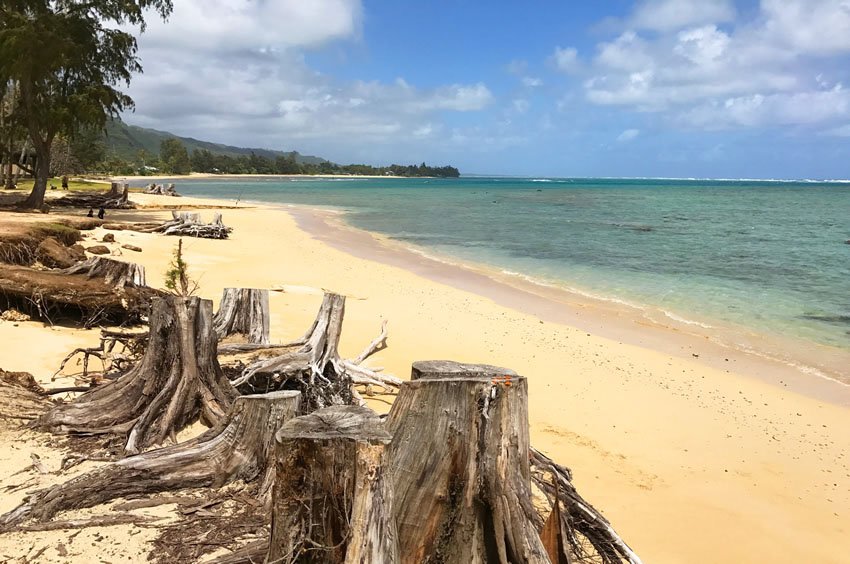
left=0, top=391, right=300, bottom=530
left=36, top=295, right=238, bottom=455
left=230, top=292, right=352, bottom=411
left=149, top=211, right=231, bottom=239
left=266, top=405, right=397, bottom=564
left=64, top=256, right=146, bottom=288
left=386, top=360, right=549, bottom=564
left=214, top=288, right=270, bottom=345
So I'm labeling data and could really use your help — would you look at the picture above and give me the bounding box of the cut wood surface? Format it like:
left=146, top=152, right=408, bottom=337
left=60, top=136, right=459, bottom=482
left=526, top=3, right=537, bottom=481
left=213, top=288, right=270, bottom=344
left=0, top=391, right=300, bottom=530
left=36, top=295, right=238, bottom=454
left=267, top=405, right=397, bottom=564
left=386, top=360, right=549, bottom=564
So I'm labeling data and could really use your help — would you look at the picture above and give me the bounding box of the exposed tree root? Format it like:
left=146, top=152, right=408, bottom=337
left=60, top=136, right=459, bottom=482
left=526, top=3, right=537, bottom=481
left=64, top=256, right=147, bottom=288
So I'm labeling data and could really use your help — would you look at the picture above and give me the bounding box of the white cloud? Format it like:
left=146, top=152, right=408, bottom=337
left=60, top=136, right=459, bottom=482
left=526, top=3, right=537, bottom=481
left=522, top=77, right=543, bottom=88
left=512, top=99, right=530, bottom=114
left=577, top=1, right=850, bottom=131
left=553, top=46, right=580, bottom=72
left=617, top=129, right=640, bottom=142
left=630, top=0, right=735, bottom=32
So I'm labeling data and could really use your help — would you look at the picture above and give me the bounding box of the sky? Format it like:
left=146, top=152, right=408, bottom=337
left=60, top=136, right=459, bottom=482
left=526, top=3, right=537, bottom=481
left=122, top=0, right=850, bottom=179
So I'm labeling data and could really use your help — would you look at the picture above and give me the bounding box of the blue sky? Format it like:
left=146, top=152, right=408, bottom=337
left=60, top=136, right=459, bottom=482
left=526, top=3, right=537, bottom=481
left=124, top=0, right=850, bottom=179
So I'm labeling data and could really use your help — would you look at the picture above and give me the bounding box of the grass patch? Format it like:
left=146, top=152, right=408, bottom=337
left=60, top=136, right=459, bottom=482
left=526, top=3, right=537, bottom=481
left=16, top=177, right=112, bottom=192
left=31, top=222, right=82, bottom=246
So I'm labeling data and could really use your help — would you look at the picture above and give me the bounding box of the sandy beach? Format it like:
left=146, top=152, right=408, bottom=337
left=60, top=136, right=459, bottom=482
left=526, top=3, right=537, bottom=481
left=0, top=193, right=848, bottom=563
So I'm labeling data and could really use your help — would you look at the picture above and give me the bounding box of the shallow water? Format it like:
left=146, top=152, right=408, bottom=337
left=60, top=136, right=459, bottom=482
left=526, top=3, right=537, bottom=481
left=170, top=176, right=850, bottom=353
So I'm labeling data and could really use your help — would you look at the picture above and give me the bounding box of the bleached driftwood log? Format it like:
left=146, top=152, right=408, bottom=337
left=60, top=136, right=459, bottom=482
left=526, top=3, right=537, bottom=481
left=148, top=211, right=231, bottom=239
left=265, top=405, right=397, bottom=563
left=53, top=182, right=133, bottom=209
left=36, top=295, right=237, bottom=455
left=213, top=288, right=270, bottom=345
left=63, top=256, right=146, bottom=288
left=145, top=182, right=180, bottom=196
left=386, top=360, right=549, bottom=563
left=0, top=391, right=300, bottom=531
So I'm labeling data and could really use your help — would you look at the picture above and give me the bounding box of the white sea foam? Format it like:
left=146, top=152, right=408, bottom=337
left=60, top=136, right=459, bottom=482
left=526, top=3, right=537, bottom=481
left=662, top=310, right=715, bottom=329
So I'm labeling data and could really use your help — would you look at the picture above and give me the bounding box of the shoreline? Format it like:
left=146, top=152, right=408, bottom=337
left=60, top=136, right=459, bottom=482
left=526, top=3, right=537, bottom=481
left=109, top=172, right=413, bottom=182
left=1, top=193, right=848, bottom=562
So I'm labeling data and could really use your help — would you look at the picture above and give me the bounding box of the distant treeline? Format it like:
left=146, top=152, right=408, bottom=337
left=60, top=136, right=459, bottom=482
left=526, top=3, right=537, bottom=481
left=187, top=149, right=460, bottom=178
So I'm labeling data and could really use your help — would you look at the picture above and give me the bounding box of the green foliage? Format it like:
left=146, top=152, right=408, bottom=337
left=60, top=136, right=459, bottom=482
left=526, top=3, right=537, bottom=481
left=0, top=0, right=173, bottom=207
left=159, top=138, right=190, bottom=174
left=31, top=222, right=82, bottom=246
left=164, top=238, right=194, bottom=296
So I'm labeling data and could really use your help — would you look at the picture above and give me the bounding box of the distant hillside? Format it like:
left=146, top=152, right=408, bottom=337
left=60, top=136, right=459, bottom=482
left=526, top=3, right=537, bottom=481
left=103, top=120, right=328, bottom=165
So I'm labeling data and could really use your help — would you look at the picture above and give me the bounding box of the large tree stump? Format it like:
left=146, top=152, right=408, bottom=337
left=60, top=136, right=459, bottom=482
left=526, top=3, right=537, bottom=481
left=0, top=391, right=300, bottom=530
left=386, top=360, right=549, bottom=564
left=267, top=405, right=397, bottom=564
left=36, top=295, right=238, bottom=455
left=64, top=256, right=146, bottom=288
left=213, top=288, right=270, bottom=345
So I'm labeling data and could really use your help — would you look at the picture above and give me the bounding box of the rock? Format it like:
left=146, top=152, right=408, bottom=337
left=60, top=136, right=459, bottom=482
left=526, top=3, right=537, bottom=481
left=845, top=239, right=850, bottom=245
left=86, top=245, right=110, bottom=255
left=102, top=233, right=115, bottom=243
left=36, top=237, right=86, bottom=269
left=121, top=244, right=142, bottom=253
left=0, top=309, right=31, bottom=322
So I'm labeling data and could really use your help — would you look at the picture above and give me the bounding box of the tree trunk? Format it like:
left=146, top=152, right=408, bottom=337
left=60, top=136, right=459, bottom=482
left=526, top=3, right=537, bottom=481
left=230, top=292, right=353, bottom=411
left=267, top=405, right=397, bottom=564
left=36, top=295, right=238, bottom=455
left=1, top=391, right=300, bottom=530
left=63, top=256, right=146, bottom=288
left=214, top=288, right=270, bottom=344
left=22, top=139, right=49, bottom=209
left=386, top=360, right=549, bottom=564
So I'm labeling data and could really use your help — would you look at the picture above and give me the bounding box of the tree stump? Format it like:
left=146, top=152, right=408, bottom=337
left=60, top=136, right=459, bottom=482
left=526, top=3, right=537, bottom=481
left=36, top=295, right=238, bottom=455
left=231, top=293, right=352, bottom=411
left=213, top=288, right=270, bottom=345
left=64, top=256, right=146, bottom=288
left=267, top=405, right=397, bottom=564
left=1, top=391, right=300, bottom=530
left=386, top=360, right=549, bottom=564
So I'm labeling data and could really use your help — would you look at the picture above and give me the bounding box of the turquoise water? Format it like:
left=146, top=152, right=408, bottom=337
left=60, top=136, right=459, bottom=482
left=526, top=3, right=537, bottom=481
left=168, top=176, right=850, bottom=352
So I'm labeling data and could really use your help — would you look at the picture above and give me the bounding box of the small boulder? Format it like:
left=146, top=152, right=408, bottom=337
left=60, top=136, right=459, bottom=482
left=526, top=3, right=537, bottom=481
left=36, top=237, right=86, bottom=269
left=86, top=245, right=110, bottom=255
left=102, top=233, right=115, bottom=243
left=121, top=244, right=142, bottom=252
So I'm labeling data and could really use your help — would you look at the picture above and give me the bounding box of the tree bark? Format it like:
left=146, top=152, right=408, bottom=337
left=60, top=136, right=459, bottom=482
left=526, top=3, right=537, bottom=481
left=21, top=137, right=50, bottom=209
left=213, top=288, right=270, bottom=345
left=386, top=360, right=549, bottom=564
left=266, top=405, right=397, bottom=564
left=36, top=295, right=238, bottom=455
left=1, top=391, right=300, bottom=530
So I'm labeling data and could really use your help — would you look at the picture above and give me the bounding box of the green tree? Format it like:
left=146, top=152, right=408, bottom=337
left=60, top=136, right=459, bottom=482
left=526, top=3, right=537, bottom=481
left=160, top=138, right=190, bottom=174
left=0, top=0, right=173, bottom=208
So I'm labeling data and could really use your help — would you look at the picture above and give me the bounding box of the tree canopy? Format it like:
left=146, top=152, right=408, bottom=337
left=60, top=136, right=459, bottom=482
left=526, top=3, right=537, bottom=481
left=0, top=0, right=172, bottom=207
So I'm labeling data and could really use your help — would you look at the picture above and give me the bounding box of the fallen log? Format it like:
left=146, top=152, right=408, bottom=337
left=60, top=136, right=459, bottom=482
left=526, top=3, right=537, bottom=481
left=0, top=391, right=300, bottom=530
left=386, top=360, right=549, bottom=563
left=213, top=288, right=270, bottom=345
left=63, top=256, right=146, bottom=289
left=0, top=264, right=156, bottom=326
left=36, top=295, right=238, bottom=455
left=266, top=405, right=397, bottom=563
left=53, top=183, right=134, bottom=209
left=0, top=369, right=51, bottom=422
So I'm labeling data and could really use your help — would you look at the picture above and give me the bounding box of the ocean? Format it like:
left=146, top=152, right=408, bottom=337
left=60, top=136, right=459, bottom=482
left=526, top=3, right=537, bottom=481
left=169, top=176, right=850, bottom=375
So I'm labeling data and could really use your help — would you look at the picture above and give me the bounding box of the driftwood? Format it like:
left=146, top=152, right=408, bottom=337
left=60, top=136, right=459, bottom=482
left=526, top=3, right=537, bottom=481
left=53, top=182, right=134, bottom=209
left=53, top=328, right=149, bottom=382
left=63, top=256, right=146, bottom=289
left=0, top=369, right=51, bottom=421
left=152, top=211, right=231, bottom=239
left=0, top=264, right=156, bottom=325
left=213, top=288, right=270, bottom=345
left=266, top=405, right=397, bottom=563
left=386, top=360, right=549, bottom=563
left=227, top=293, right=400, bottom=411
left=36, top=295, right=238, bottom=455
left=0, top=391, right=300, bottom=531
left=145, top=183, right=180, bottom=196
left=530, top=448, right=641, bottom=564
